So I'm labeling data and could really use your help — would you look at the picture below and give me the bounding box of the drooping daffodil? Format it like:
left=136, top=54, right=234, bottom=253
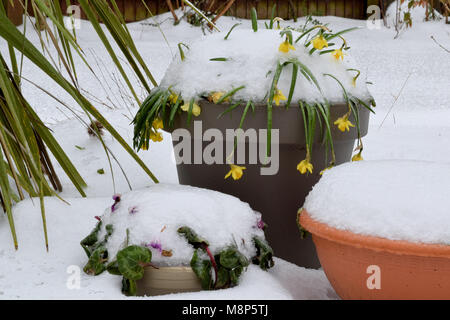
left=169, top=93, right=179, bottom=104
left=225, top=164, right=246, bottom=180
left=334, top=115, right=355, bottom=132
left=152, top=118, right=164, bottom=130
left=273, top=88, right=287, bottom=106
left=209, top=92, right=228, bottom=104
left=150, top=131, right=163, bottom=142
left=332, top=48, right=344, bottom=61
left=279, top=40, right=296, bottom=53
left=352, top=152, right=363, bottom=162
left=311, top=35, right=328, bottom=50
left=297, top=159, right=313, bottom=175
left=181, top=101, right=201, bottom=116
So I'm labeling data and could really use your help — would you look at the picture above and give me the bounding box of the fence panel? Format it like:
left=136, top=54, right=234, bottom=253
left=21, top=0, right=449, bottom=25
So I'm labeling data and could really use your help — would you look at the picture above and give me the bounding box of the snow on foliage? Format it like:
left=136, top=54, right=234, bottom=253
left=94, top=184, right=266, bottom=266
left=160, top=29, right=371, bottom=104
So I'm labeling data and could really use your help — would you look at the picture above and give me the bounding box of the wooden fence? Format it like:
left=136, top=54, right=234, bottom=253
left=3, top=0, right=23, bottom=25
left=5, top=0, right=448, bottom=25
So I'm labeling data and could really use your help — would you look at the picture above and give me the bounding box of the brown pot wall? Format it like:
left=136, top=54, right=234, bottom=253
left=300, top=210, right=450, bottom=299
left=169, top=102, right=370, bottom=268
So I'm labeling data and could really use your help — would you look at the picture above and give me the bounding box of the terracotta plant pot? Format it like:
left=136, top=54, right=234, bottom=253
left=299, top=210, right=450, bottom=299
left=170, top=102, right=370, bottom=268
left=136, top=266, right=202, bottom=297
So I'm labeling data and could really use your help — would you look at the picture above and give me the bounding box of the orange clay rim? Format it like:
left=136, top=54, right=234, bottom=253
left=299, top=209, right=450, bottom=258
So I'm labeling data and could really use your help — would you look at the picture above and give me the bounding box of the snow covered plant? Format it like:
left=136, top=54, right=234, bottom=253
left=80, top=185, right=274, bottom=296
left=389, top=0, right=443, bottom=33
left=132, top=13, right=376, bottom=179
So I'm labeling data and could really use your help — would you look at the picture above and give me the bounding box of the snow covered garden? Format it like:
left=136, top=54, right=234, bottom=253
left=0, top=0, right=449, bottom=301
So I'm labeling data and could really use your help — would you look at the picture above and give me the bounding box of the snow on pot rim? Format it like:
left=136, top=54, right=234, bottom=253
left=133, top=24, right=376, bottom=177
left=303, top=160, right=450, bottom=246
left=160, top=28, right=372, bottom=105
left=94, top=183, right=266, bottom=266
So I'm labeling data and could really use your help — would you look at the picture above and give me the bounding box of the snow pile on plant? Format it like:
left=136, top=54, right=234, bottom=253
left=96, top=184, right=265, bottom=264
left=303, top=160, right=450, bottom=245
left=160, top=28, right=371, bottom=104
left=80, top=184, right=274, bottom=295
left=385, top=0, right=443, bottom=27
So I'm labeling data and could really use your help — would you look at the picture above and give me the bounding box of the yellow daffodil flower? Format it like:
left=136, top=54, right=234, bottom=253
left=209, top=92, right=228, bottom=104
left=150, top=131, right=163, bottom=142
left=311, top=35, right=328, bottom=50
left=273, top=89, right=287, bottom=106
left=332, top=49, right=344, bottom=61
left=225, top=164, right=246, bottom=180
left=334, top=115, right=355, bottom=132
left=152, top=118, right=164, bottom=130
left=181, top=102, right=201, bottom=116
left=169, top=93, right=179, bottom=104
left=352, top=152, right=363, bottom=162
left=279, top=40, right=296, bottom=53
left=297, top=159, right=313, bottom=174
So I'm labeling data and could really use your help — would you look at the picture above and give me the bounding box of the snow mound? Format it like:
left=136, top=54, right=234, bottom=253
left=303, top=160, right=450, bottom=245
left=160, top=29, right=371, bottom=104
left=96, top=184, right=266, bottom=266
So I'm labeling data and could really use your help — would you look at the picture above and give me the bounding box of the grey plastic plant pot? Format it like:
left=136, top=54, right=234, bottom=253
left=136, top=266, right=203, bottom=296
left=168, top=102, right=370, bottom=268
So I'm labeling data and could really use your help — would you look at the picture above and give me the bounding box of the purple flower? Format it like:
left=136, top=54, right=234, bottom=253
left=128, top=206, right=138, bottom=215
left=111, top=193, right=122, bottom=212
left=146, top=240, right=162, bottom=253
left=257, top=218, right=266, bottom=230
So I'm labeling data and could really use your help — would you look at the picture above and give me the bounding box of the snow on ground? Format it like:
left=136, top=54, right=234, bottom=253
left=0, top=9, right=449, bottom=299
left=304, top=160, right=450, bottom=245
left=0, top=196, right=336, bottom=299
